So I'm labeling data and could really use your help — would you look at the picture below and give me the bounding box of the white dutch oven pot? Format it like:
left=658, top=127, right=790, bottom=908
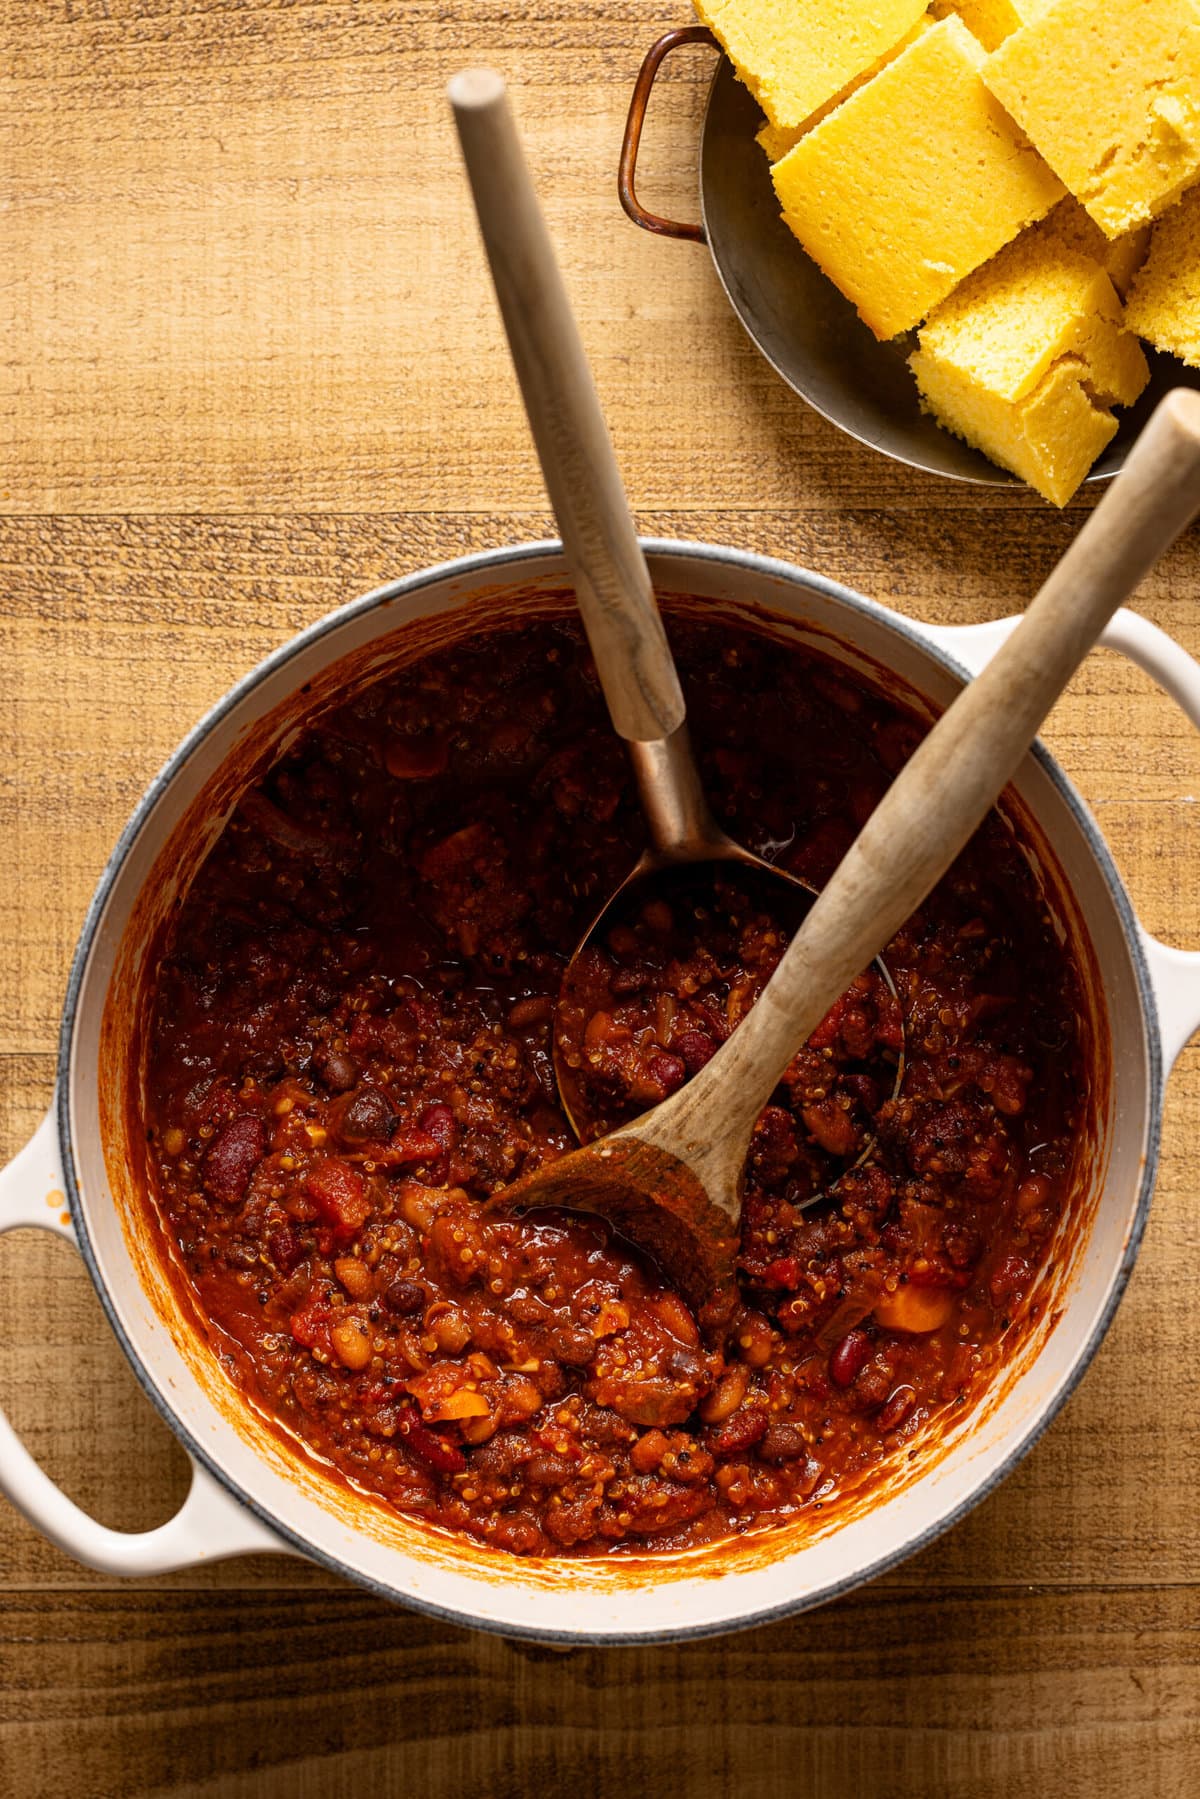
left=3, top=540, right=1198, bottom=1643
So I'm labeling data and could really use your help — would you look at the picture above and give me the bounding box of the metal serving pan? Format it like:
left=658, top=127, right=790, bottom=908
left=618, top=26, right=1200, bottom=488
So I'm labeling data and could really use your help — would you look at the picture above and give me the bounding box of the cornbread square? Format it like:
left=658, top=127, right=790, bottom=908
left=931, top=0, right=1044, bottom=54
left=755, top=14, right=933, bottom=162
left=1034, top=198, right=1150, bottom=298
left=1125, top=185, right=1200, bottom=366
left=772, top=16, right=1063, bottom=340
left=983, top=0, right=1200, bottom=237
left=694, top=0, right=927, bottom=132
left=910, top=236, right=1149, bottom=503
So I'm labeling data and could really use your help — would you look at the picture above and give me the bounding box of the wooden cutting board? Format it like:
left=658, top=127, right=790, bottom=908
left=1, top=4, right=1198, bottom=1794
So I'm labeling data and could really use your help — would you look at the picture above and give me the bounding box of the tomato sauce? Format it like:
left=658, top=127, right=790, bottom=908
left=143, top=615, right=1087, bottom=1556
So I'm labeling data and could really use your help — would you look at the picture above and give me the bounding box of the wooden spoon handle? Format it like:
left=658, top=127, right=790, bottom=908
left=448, top=67, right=685, bottom=744
left=666, top=390, right=1200, bottom=1153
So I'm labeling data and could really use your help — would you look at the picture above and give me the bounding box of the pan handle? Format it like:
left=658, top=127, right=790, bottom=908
left=928, top=608, right=1200, bottom=1073
left=618, top=26, right=718, bottom=244
left=0, top=1106, right=294, bottom=1574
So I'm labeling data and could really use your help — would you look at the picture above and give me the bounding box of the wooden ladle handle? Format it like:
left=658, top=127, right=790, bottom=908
left=449, top=67, right=684, bottom=745
left=662, top=390, right=1200, bottom=1160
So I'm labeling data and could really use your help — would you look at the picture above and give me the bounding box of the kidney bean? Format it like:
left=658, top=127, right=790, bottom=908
left=419, top=1103, right=457, bottom=1156
left=645, top=1052, right=687, bottom=1096
left=877, top=1385, right=916, bottom=1432
left=708, top=1405, right=768, bottom=1458
left=203, top=1115, right=266, bottom=1205
left=268, top=1225, right=305, bottom=1275
left=839, top=1071, right=880, bottom=1113
left=829, top=1328, right=872, bottom=1389
left=674, top=1029, right=718, bottom=1074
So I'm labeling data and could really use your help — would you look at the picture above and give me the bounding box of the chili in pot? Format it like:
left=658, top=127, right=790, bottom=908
left=143, top=614, right=1086, bottom=1556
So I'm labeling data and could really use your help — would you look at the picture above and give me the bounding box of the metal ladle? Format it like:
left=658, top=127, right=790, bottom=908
left=450, top=69, right=1200, bottom=1331
left=449, top=67, right=902, bottom=1162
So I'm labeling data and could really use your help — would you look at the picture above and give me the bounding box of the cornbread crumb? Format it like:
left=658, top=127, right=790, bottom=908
left=1125, top=185, right=1200, bottom=366
left=931, top=0, right=1044, bottom=54
left=772, top=16, right=1063, bottom=340
left=983, top=0, right=1200, bottom=237
left=911, top=235, right=1149, bottom=504
left=1034, top=198, right=1150, bottom=298
left=757, top=118, right=801, bottom=164
left=694, top=0, right=927, bottom=132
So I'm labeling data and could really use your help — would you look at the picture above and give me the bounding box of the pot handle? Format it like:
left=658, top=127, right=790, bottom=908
left=928, top=607, right=1200, bottom=1071
left=618, top=26, right=718, bottom=243
left=0, top=1106, right=293, bottom=1575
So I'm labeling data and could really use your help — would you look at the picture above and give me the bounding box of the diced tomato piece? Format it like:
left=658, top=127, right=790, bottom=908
left=289, top=1292, right=332, bottom=1354
left=304, top=1156, right=370, bottom=1244
left=395, top=1400, right=467, bottom=1474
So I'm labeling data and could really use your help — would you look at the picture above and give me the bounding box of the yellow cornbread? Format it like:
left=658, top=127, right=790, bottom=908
left=931, top=0, right=1044, bottom=54
left=771, top=16, right=1063, bottom=341
left=1125, top=184, right=1200, bottom=366
left=755, top=14, right=933, bottom=163
left=693, top=0, right=927, bottom=132
left=910, top=236, right=1149, bottom=504
left=1034, top=198, right=1150, bottom=298
left=982, top=0, right=1200, bottom=237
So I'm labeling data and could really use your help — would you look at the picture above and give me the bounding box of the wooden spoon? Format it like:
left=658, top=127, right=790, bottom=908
left=450, top=69, right=1200, bottom=1329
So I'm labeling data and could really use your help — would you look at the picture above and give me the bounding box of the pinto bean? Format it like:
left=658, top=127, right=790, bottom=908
left=428, top=1306, right=472, bottom=1354
left=734, top=1311, right=774, bottom=1369
left=699, top=1362, right=749, bottom=1424
left=653, top=1293, right=700, bottom=1346
left=330, top=1316, right=372, bottom=1371
left=759, top=1422, right=808, bottom=1464
left=333, top=1256, right=374, bottom=1301
left=508, top=995, right=553, bottom=1029
left=874, top=1285, right=955, bottom=1335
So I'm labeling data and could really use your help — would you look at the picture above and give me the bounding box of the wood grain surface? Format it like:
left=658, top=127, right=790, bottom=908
left=2, top=4, right=1199, bottom=1796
